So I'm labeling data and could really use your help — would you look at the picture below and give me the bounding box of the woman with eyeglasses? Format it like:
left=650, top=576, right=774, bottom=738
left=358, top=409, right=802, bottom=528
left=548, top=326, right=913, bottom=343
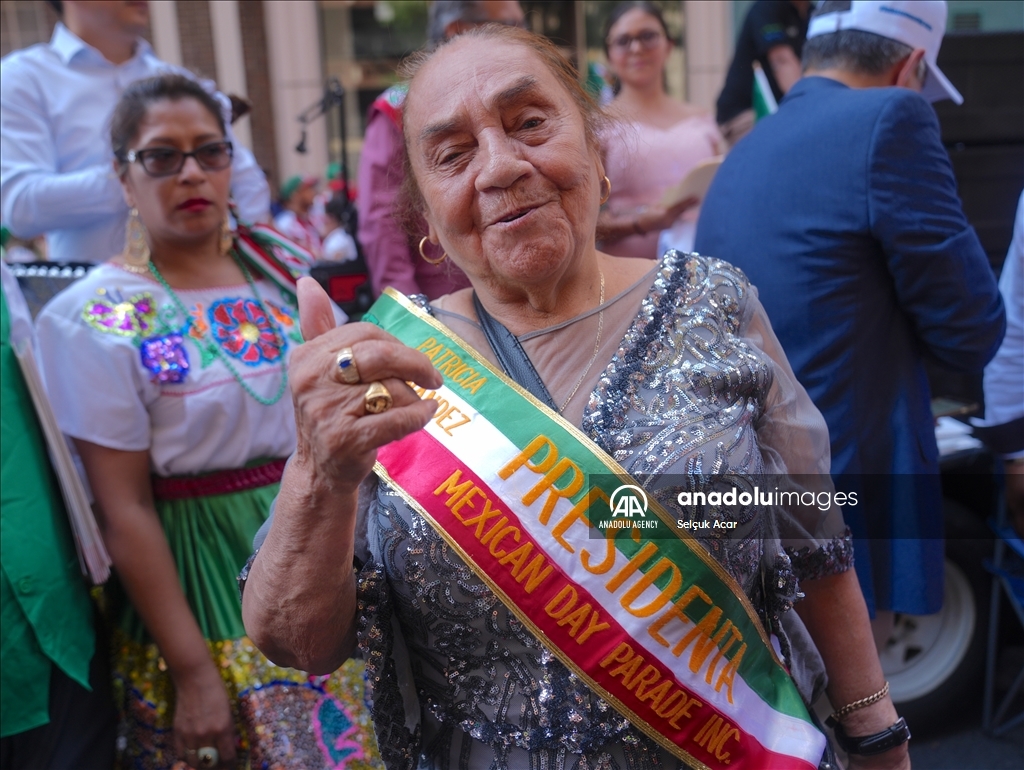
left=34, top=74, right=380, bottom=770
left=597, top=1, right=725, bottom=259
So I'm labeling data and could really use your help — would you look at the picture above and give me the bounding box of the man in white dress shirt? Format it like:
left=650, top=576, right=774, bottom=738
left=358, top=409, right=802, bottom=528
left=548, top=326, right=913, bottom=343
left=0, top=0, right=270, bottom=264
left=976, top=192, right=1024, bottom=535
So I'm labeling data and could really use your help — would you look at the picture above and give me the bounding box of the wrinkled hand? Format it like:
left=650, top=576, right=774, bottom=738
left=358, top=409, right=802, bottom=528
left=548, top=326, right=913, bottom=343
left=637, top=195, right=700, bottom=234
left=172, top=661, right=237, bottom=768
left=289, top=278, right=442, bottom=493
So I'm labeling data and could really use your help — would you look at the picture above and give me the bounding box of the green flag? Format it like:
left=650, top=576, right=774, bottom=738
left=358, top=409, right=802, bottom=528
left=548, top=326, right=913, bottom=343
left=752, top=62, right=778, bottom=121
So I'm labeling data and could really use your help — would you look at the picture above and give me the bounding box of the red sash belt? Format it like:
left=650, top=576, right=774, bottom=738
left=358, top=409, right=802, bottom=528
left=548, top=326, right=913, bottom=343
left=151, top=458, right=287, bottom=500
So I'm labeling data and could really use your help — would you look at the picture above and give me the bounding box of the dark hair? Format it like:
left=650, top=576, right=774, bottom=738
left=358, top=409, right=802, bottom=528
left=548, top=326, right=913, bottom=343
left=110, top=74, right=227, bottom=175
left=324, top=194, right=349, bottom=222
left=428, top=0, right=484, bottom=45
left=45, top=0, right=62, bottom=15
left=603, top=1, right=670, bottom=57
left=394, top=24, right=606, bottom=234
left=802, top=28, right=913, bottom=75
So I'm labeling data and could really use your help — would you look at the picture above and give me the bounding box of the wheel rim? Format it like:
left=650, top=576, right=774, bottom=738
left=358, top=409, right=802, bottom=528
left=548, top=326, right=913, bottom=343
left=880, top=558, right=976, bottom=703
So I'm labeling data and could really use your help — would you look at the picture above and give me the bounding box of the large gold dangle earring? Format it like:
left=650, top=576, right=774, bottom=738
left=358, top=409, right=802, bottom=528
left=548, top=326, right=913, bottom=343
left=599, top=175, right=612, bottom=205
left=220, top=214, right=234, bottom=256
left=122, top=207, right=151, bottom=274
left=418, top=236, right=447, bottom=265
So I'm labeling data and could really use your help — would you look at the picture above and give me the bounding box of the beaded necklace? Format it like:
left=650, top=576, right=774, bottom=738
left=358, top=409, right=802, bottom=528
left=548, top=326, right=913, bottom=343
left=148, top=251, right=289, bottom=406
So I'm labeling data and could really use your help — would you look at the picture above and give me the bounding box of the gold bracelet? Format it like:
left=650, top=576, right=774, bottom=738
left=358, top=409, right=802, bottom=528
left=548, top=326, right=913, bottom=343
left=829, top=681, right=890, bottom=723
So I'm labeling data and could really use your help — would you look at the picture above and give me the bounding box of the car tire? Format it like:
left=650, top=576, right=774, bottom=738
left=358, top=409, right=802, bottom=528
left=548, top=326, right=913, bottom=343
left=879, top=500, right=991, bottom=734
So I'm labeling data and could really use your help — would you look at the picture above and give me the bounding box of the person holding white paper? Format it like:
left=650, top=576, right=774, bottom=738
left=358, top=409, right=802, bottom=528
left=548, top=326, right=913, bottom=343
left=0, top=261, right=115, bottom=769
left=596, top=2, right=724, bottom=259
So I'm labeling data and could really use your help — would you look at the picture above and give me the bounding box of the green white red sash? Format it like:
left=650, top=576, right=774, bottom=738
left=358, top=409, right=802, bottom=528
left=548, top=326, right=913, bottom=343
left=233, top=221, right=315, bottom=304
left=366, top=290, right=826, bottom=770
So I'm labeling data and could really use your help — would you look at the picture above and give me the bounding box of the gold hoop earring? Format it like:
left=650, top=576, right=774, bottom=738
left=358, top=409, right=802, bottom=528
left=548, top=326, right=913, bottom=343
left=220, top=214, right=234, bottom=256
left=123, top=207, right=151, bottom=273
left=599, top=175, right=612, bottom=205
left=418, top=236, right=447, bottom=265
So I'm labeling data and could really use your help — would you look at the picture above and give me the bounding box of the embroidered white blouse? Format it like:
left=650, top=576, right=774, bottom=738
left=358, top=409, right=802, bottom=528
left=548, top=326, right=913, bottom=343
left=36, top=264, right=308, bottom=477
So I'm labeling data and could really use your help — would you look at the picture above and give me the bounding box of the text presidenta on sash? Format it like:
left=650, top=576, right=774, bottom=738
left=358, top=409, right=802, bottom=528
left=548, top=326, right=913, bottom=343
left=429, top=432, right=749, bottom=721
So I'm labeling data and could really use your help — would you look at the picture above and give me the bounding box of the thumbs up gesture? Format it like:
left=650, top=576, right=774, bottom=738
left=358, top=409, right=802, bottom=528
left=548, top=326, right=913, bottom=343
left=288, top=277, right=442, bottom=491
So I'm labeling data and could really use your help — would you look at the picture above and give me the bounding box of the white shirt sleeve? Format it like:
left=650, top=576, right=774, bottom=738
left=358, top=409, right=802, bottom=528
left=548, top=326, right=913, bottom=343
left=322, top=228, right=358, bottom=262
left=229, top=142, right=271, bottom=225
left=981, top=190, right=1024, bottom=455
left=35, top=305, right=155, bottom=452
left=0, top=57, right=125, bottom=238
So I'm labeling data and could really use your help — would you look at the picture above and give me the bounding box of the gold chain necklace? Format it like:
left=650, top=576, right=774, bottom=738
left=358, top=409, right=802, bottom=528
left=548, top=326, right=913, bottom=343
left=559, top=270, right=605, bottom=413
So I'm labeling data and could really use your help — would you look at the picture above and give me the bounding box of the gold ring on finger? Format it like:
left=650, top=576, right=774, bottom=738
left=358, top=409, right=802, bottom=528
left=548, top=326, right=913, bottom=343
left=364, top=381, right=393, bottom=414
left=334, top=347, right=360, bottom=384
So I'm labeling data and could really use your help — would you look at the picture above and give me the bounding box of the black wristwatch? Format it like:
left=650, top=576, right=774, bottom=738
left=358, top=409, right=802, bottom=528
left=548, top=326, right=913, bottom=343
left=827, top=716, right=911, bottom=756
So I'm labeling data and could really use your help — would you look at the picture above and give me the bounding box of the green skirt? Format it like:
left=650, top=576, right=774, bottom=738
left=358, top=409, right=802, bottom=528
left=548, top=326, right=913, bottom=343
left=110, top=481, right=383, bottom=770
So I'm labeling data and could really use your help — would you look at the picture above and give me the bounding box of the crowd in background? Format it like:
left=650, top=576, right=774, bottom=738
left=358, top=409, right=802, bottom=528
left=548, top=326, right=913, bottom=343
left=0, top=1, right=1021, bottom=770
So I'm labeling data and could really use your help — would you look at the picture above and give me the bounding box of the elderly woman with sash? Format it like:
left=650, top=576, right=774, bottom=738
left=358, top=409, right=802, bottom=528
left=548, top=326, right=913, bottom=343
left=241, top=26, right=911, bottom=770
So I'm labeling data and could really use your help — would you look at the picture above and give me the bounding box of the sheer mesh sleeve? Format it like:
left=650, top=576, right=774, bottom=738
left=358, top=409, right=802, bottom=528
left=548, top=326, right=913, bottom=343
left=740, top=288, right=854, bottom=580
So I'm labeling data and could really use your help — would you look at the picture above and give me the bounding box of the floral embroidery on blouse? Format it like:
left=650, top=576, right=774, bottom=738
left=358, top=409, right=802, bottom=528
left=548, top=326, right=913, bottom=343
left=82, top=290, right=157, bottom=338
left=139, top=333, right=190, bottom=384
left=187, top=303, right=210, bottom=342
left=265, top=300, right=303, bottom=345
left=209, top=298, right=286, bottom=365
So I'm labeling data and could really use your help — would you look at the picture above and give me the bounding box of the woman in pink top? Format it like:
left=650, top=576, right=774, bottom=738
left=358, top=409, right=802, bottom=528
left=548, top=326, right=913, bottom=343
left=598, top=2, right=724, bottom=259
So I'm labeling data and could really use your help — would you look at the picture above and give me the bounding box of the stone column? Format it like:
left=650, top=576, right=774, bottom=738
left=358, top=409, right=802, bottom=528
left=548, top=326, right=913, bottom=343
left=209, top=0, right=253, bottom=150
left=683, top=0, right=733, bottom=115
left=263, top=0, right=329, bottom=183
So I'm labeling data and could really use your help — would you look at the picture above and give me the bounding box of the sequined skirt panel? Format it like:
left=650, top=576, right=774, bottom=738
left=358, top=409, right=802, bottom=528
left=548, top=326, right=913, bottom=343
left=112, top=483, right=383, bottom=769
left=113, top=632, right=382, bottom=770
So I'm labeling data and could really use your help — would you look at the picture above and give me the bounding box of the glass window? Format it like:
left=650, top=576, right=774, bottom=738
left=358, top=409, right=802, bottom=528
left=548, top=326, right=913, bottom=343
left=319, top=0, right=428, bottom=183
left=317, top=0, right=590, bottom=181
left=0, top=0, right=57, bottom=57
left=946, top=1, right=1024, bottom=33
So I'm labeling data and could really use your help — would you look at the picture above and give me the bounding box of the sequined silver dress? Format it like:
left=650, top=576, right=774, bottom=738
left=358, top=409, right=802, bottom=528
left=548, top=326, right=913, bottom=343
left=355, top=252, right=853, bottom=770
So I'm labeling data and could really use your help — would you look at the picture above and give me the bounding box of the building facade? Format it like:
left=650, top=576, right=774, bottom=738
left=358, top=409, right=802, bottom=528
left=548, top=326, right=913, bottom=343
left=1, top=0, right=1018, bottom=199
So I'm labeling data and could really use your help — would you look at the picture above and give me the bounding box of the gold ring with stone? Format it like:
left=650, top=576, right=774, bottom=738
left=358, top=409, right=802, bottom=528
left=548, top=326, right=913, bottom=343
left=334, top=347, right=360, bottom=384
left=364, top=382, right=393, bottom=414
left=196, top=746, right=219, bottom=768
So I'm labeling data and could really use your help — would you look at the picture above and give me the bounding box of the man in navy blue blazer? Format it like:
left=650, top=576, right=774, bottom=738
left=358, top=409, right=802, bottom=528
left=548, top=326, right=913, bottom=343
left=695, top=1, right=1004, bottom=632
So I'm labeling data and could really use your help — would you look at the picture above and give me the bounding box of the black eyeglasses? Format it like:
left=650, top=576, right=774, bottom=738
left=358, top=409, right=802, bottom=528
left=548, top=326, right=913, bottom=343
left=124, top=141, right=234, bottom=177
left=608, top=29, right=664, bottom=52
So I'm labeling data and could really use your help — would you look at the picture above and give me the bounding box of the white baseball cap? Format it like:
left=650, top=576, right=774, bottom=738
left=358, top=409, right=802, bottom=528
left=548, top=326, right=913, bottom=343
left=807, top=1, right=963, bottom=104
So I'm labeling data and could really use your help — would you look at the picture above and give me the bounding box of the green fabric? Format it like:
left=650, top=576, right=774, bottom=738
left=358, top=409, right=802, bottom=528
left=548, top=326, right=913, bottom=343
left=113, top=482, right=278, bottom=643
left=752, top=64, right=778, bottom=121
left=0, top=287, right=94, bottom=738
